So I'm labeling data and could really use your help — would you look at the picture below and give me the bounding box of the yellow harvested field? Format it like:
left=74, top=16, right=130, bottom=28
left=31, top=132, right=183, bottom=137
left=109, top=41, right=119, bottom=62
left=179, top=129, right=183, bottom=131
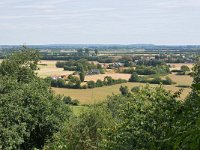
left=85, top=73, right=131, bottom=81
left=53, top=82, right=191, bottom=104
left=36, top=60, right=74, bottom=78
left=168, top=63, right=194, bottom=70
left=167, top=74, right=193, bottom=86
left=36, top=60, right=131, bottom=80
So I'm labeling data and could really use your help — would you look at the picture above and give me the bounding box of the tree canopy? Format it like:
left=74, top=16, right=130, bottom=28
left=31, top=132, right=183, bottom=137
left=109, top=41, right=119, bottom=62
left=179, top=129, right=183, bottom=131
left=0, top=48, right=71, bottom=150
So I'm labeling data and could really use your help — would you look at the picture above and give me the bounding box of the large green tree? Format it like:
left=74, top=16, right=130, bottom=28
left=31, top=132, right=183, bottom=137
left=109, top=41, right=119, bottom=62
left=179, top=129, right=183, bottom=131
left=0, top=48, right=71, bottom=150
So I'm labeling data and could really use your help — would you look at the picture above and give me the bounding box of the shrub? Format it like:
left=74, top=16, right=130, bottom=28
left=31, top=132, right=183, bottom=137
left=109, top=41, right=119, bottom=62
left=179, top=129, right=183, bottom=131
left=87, top=81, right=96, bottom=88
left=63, top=96, right=80, bottom=106
left=119, top=86, right=129, bottom=95
left=131, top=86, right=140, bottom=93
left=129, top=72, right=140, bottom=82
left=181, top=65, right=190, bottom=72
left=96, top=79, right=104, bottom=87
left=162, top=77, right=173, bottom=85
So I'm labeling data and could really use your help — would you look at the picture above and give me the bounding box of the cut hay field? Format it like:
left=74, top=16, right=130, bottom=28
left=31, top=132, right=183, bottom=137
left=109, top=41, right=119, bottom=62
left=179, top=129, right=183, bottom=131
left=36, top=60, right=74, bottom=78
left=85, top=73, right=131, bottom=81
left=167, top=74, right=193, bottom=86
left=168, top=63, right=194, bottom=71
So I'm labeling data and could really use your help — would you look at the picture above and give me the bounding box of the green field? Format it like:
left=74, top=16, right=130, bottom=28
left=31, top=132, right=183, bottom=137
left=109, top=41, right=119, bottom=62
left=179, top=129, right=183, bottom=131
left=70, top=106, right=89, bottom=116
left=53, top=82, right=191, bottom=104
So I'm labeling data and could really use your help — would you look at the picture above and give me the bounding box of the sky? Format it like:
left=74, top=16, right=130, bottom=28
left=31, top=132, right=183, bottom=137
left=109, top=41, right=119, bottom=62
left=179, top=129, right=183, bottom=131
left=0, top=0, right=200, bottom=45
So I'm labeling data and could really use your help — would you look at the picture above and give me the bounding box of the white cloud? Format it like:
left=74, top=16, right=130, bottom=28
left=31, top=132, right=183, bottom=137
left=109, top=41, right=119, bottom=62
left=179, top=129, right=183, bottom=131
left=0, top=0, right=200, bottom=44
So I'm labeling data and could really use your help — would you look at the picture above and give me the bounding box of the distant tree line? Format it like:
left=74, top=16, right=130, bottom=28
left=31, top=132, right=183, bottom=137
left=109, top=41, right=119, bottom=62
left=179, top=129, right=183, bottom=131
left=129, top=72, right=174, bottom=85
left=56, top=59, right=105, bottom=73
left=122, top=65, right=170, bottom=75
left=46, top=76, right=127, bottom=89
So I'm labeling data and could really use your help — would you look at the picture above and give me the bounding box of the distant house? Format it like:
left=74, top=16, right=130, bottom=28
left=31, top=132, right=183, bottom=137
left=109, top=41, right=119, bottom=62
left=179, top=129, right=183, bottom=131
left=108, top=63, right=124, bottom=69
left=87, top=69, right=101, bottom=75
left=51, top=76, right=59, bottom=80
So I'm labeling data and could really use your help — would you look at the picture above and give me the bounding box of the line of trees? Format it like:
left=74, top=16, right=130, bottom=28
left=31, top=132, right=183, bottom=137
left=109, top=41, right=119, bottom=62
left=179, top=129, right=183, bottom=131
left=87, top=76, right=127, bottom=89
left=122, top=65, right=170, bottom=75
left=47, top=76, right=127, bottom=89
left=56, top=59, right=105, bottom=73
left=129, top=72, right=174, bottom=85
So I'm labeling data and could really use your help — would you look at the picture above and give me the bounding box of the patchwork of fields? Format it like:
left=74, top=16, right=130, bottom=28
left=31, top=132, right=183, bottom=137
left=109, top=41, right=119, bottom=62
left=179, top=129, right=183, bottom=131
left=1, top=59, right=193, bottom=104
left=38, top=60, right=193, bottom=104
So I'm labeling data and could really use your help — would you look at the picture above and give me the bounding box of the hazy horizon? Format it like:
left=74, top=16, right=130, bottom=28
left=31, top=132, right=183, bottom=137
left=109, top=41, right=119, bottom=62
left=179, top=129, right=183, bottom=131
left=0, top=0, right=200, bottom=45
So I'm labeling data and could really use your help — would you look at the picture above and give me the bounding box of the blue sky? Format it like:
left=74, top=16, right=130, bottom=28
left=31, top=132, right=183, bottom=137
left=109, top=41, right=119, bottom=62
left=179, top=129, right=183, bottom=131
left=0, top=0, right=200, bottom=45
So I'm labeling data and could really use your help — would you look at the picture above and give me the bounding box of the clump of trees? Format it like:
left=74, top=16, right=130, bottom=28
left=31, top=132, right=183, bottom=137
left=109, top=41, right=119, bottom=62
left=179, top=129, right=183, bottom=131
left=47, top=76, right=127, bottom=89
left=46, top=62, right=200, bottom=149
left=136, top=59, right=165, bottom=66
left=119, top=85, right=129, bottom=95
left=0, top=48, right=71, bottom=149
left=56, top=59, right=104, bottom=74
left=63, top=96, right=79, bottom=106
left=46, top=75, right=82, bottom=89
left=87, top=76, right=127, bottom=89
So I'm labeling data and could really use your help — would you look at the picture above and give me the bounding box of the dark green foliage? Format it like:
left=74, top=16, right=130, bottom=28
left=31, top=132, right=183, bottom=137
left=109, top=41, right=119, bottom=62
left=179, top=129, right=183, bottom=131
left=119, top=86, right=129, bottom=95
left=101, top=86, right=184, bottom=149
left=48, top=76, right=127, bottom=89
left=123, top=65, right=170, bottom=75
left=162, top=76, right=173, bottom=85
left=87, top=80, right=96, bottom=89
left=131, top=86, right=140, bottom=93
left=56, top=59, right=104, bottom=73
left=136, top=59, right=165, bottom=67
left=124, top=60, right=134, bottom=67
left=0, top=47, right=39, bottom=83
left=47, top=75, right=81, bottom=89
left=44, top=58, right=200, bottom=149
left=176, top=85, right=191, bottom=88
left=129, top=72, right=140, bottom=82
left=171, top=69, right=183, bottom=73
left=96, top=79, right=104, bottom=87
left=94, top=49, right=99, bottom=56
left=63, top=96, right=80, bottom=106
left=45, top=106, right=115, bottom=150
left=150, top=77, right=162, bottom=84
left=79, top=71, right=85, bottom=82
left=45, top=85, right=184, bottom=149
left=0, top=49, right=71, bottom=150
left=87, top=76, right=127, bottom=89
left=181, top=65, right=190, bottom=72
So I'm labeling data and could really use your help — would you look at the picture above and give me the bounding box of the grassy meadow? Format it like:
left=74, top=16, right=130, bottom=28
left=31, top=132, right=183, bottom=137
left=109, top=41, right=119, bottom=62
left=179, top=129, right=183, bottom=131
left=53, top=81, right=192, bottom=104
